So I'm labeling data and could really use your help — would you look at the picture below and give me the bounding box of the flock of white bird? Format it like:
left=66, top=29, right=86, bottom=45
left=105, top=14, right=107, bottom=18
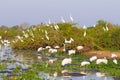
left=61, top=53, right=118, bottom=67
left=0, top=15, right=114, bottom=80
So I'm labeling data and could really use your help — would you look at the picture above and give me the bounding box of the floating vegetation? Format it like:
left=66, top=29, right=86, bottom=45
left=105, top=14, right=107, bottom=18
left=0, top=20, right=120, bottom=79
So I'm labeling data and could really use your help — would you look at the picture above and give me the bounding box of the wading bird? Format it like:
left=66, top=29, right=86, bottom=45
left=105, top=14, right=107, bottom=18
left=111, top=53, right=117, bottom=58
left=96, top=57, right=108, bottom=64
left=61, top=58, right=72, bottom=66
left=76, top=46, right=84, bottom=50
left=65, top=38, right=74, bottom=44
left=81, top=61, right=90, bottom=66
left=83, top=30, right=86, bottom=37
left=68, top=50, right=76, bottom=55
left=70, top=15, right=73, bottom=22
left=89, top=56, right=97, bottom=62
left=113, top=58, right=117, bottom=64
left=61, top=17, right=65, bottom=23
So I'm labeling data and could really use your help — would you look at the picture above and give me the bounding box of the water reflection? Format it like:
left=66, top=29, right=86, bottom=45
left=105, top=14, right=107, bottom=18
left=39, top=72, right=115, bottom=80
left=0, top=44, right=30, bottom=79
left=0, top=44, right=119, bottom=80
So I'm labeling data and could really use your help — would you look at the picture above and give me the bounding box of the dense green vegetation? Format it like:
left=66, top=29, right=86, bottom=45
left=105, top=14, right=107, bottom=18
left=0, top=20, right=120, bottom=51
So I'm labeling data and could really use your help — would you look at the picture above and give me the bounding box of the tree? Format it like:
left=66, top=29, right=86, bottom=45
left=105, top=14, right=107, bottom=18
left=97, top=20, right=107, bottom=27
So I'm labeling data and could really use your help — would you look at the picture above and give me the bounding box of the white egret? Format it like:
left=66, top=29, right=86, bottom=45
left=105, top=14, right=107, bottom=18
left=61, top=58, right=72, bottom=66
left=81, top=61, right=90, bottom=66
left=53, top=71, right=57, bottom=78
left=61, top=17, right=65, bottom=23
left=83, top=25, right=87, bottom=29
left=90, top=56, right=97, bottom=62
left=49, top=48, right=57, bottom=53
left=68, top=50, right=76, bottom=55
left=37, top=47, right=43, bottom=52
left=48, top=19, right=51, bottom=24
left=113, top=59, right=117, bottom=64
left=0, top=36, right=2, bottom=39
left=54, top=46, right=60, bottom=49
left=70, top=15, right=73, bottom=22
left=54, top=24, right=59, bottom=30
left=45, top=34, right=49, bottom=40
left=111, top=53, right=117, bottom=58
left=70, top=37, right=74, bottom=42
left=83, top=31, right=86, bottom=37
left=106, top=23, right=109, bottom=31
left=96, top=72, right=105, bottom=77
left=65, top=38, right=74, bottom=44
left=76, top=46, right=84, bottom=50
left=37, top=54, right=42, bottom=60
left=93, top=24, right=96, bottom=27
left=45, top=46, right=51, bottom=49
left=96, top=57, right=108, bottom=64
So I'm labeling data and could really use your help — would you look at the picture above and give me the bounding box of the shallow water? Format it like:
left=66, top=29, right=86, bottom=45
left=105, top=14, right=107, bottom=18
left=39, top=72, right=115, bottom=80
left=0, top=44, right=119, bottom=80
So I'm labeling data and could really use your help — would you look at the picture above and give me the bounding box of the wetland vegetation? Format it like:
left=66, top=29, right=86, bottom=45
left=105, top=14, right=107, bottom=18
left=0, top=20, right=120, bottom=80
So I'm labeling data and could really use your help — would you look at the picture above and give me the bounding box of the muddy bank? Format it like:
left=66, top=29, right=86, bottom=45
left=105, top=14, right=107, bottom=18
left=85, top=51, right=120, bottom=58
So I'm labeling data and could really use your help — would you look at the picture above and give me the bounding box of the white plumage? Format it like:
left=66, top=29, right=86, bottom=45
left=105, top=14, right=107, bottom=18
left=38, top=56, right=42, bottom=60
left=68, top=50, right=76, bottom=55
left=61, top=17, right=65, bottom=23
left=45, top=46, right=51, bottom=49
left=48, top=19, right=51, bottom=24
left=65, top=38, right=74, bottom=44
left=113, top=59, right=117, bottom=64
left=90, top=56, right=97, bottom=62
left=0, top=36, right=2, bottom=39
left=61, top=58, right=72, bottom=66
left=54, top=46, right=60, bottom=49
left=53, top=72, right=57, bottom=78
left=93, top=24, right=96, bottom=27
left=24, top=33, right=29, bottom=38
left=111, top=53, right=117, bottom=58
left=45, top=34, right=49, bottom=40
left=70, top=15, right=73, bottom=22
left=65, top=39, right=72, bottom=44
left=96, top=72, right=105, bottom=77
left=81, top=61, right=90, bottom=66
left=54, top=24, right=59, bottom=30
left=49, top=48, right=57, bottom=53
left=70, top=37, right=74, bottom=42
left=37, top=47, right=43, bottom=52
left=83, top=31, right=86, bottom=37
left=96, top=57, right=108, bottom=64
left=76, top=46, right=84, bottom=50
left=106, top=24, right=109, bottom=31
left=83, top=25, right=87, bottom=29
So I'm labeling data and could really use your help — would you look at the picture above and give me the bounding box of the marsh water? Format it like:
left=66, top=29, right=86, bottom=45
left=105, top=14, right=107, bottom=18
left=0, top=44, right=119, bottom=80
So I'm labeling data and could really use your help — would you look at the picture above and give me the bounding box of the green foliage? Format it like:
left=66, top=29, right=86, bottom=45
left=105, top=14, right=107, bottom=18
left=0, top=20, right=120, bottom=51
